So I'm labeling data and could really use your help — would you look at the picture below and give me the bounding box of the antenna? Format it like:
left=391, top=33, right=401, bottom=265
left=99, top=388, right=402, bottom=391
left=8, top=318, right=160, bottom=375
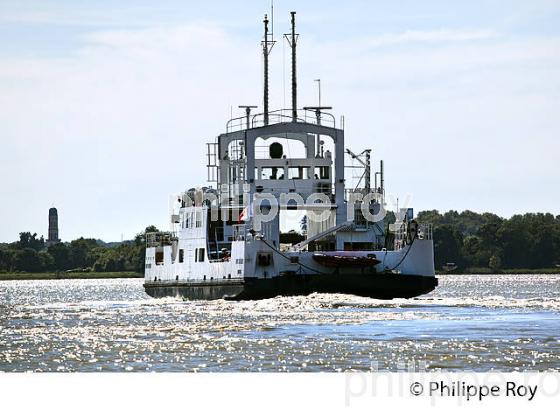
left=239, top=105, right=258, bottom=129
left=284, top=12, right=299, bottom=122
left=314, top=79, right=321, bottom=107
left=262, top=14, right=275, bottom=126
left=303, top=105, right=332, bottom=156
left=365, top=150, right=371, bottom=191
left=380, top=160, right=385, bottom=196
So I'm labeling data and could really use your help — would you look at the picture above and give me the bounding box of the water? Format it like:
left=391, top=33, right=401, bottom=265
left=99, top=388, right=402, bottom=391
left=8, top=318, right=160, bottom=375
left=1, top=275, right=559, bottom=372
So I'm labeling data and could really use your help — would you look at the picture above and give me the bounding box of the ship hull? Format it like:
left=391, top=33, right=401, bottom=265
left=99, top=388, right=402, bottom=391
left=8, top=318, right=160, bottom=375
left=143, top=273, right=438, bottom=300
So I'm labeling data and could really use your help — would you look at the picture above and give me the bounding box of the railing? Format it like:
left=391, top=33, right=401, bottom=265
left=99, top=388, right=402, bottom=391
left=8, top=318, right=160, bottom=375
left=226, top=109, right=336, bottom=133
left=146, top=232, right=177, bottom=248
left=344, top=188, right=383, bottom=203
left=315, top=183, right=335, bottom=198
left=206, top=142, right=218, bottom=183
left=393, top=222, right=433, bottom=249
left=418, top=223, right=433, bottom=240
left=231, top=224, right=247, bottom=241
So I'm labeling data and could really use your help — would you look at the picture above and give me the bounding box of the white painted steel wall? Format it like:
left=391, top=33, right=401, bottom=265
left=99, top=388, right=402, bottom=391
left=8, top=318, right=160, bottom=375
left=144, top=206, right=245, bottom=283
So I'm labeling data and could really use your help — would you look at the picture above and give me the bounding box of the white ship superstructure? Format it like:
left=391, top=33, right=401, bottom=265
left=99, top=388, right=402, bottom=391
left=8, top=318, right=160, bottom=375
left=144, top=11, right=437, bottom=300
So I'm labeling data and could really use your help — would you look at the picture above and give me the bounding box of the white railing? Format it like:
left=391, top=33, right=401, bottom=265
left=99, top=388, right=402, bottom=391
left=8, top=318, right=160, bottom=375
left=146, top=232, right=177, bottom=248
left=393, top=222, right=432, bottom=249
left=226, top=109, right=336, bottom=133
left=418, top=223, right=433, bottom=240
left=232, top=224, right=248, bottom=241
left=344, top=188, right=384, bottom=202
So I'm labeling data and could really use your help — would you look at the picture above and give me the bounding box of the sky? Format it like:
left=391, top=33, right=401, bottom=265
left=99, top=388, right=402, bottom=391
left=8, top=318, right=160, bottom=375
left=1, top=0, right=559, bottom=242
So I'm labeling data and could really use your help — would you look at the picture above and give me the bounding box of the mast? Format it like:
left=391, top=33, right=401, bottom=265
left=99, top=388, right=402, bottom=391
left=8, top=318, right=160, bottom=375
left=263, top=15, right=269, bottom=125
left=380, top=160, right=384, bottom=195
left=285, top=11, right=298, bottom=122
left=262, top=14, right=275, bottom=126
left=365, top=150, right=371, bottom=192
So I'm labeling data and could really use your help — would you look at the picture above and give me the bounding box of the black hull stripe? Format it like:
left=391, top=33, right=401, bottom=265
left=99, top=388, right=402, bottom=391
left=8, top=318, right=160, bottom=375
left=144, top=274, right=438, bottom=300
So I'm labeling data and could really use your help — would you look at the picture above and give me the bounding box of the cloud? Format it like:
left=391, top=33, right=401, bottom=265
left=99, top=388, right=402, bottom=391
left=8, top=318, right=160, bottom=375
left=0, top=23, right=261, bottom=241
left=365, top=29, right=500, bottom=48
left=84, top=24, right=230, bottom=50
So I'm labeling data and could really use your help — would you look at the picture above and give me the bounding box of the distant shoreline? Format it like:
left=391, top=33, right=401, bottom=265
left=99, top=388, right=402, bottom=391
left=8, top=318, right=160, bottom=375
left=1, top=270, right=559, bottom=281
left=436, top=269, right=560, bottom=275
left=0, top=271, right=143, bottom=281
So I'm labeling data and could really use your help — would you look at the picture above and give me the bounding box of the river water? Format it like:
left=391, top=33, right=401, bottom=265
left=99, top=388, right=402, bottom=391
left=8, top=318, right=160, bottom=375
left=0, top=275, right=559, bottom=372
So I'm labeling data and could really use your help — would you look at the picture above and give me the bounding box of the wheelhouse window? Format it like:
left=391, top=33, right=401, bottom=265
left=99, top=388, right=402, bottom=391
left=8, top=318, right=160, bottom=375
left=261, top=167, right=285, bottom=180
left=288, top=167, right=308, bottom=179
left=314, top=166, right=330, bottom=180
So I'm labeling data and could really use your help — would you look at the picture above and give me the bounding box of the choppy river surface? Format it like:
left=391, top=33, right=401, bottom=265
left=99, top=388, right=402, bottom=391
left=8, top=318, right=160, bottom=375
left=1, top=275, right=559, bottom=372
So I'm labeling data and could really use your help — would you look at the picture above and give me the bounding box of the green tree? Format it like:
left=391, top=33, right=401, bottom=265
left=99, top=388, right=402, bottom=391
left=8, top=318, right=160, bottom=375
left=433, top=225, right=463, bottom=269
left=0, top=248, right=16, bottom=271
left=17, top=232, right=45, bottom=252
left=489, top=254, right=502, bottom=271
left=463, top=235, right=484, bottom=266
left=280, top=230, right=305, bottom=245
left=14, top=248, right=44, bottom=272
left=92, top=249, right=125, bottom=272
left=68, top=238, right=99, bottom=269
left=416, top=210, right=442, bottom=226
left=38, top=251, right=54, bottom=271
left=497, top=216, right=530, bottom=268
left=478, top=220, right=502, bottom=247
left=47, top=243, right=71, bottom=271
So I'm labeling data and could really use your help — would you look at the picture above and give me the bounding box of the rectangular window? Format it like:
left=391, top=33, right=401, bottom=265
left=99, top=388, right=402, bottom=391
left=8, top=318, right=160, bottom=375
left=155, top=251, right=164, bottom=265
left=196, top=211, right=202, bottom=228
left=198, top=248, right=205, bottom=262
left=261, top=167, right=285, bottom=180
left=289, top=167, right=308, bottom=180
left=314, top=166, right=330, bottom=180
left=179, top=249, right=184, bottom=263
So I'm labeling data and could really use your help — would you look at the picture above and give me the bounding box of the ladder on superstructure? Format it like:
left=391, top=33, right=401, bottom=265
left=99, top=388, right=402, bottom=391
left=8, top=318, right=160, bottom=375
left=206, top=142, right=218, bottom=183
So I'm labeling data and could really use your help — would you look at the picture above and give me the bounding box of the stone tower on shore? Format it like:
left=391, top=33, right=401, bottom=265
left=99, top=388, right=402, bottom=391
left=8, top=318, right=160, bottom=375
left=47, top=207, right=60, bottom=246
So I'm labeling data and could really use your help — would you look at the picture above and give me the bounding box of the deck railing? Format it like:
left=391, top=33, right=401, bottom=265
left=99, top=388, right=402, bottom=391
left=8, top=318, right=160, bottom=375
left=231, top=224, right=248, bottom=241
left=146, top=232, right=177, bottom=248
left=393, top=222, right=433, bottom=248
left=226, top=109, right=336, bottom=133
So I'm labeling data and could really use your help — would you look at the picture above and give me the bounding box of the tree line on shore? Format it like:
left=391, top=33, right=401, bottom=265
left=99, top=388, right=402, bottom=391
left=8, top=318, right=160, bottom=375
left=417, top=210, right=560, bottom=271
left=0, top=226, right=158, bottom=273
left=1, top=211, right=559, bottom=274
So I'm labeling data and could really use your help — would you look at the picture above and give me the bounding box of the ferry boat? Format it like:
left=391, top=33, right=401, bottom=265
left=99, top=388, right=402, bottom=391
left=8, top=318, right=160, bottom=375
left=143, top=11, right=437, bottom=300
